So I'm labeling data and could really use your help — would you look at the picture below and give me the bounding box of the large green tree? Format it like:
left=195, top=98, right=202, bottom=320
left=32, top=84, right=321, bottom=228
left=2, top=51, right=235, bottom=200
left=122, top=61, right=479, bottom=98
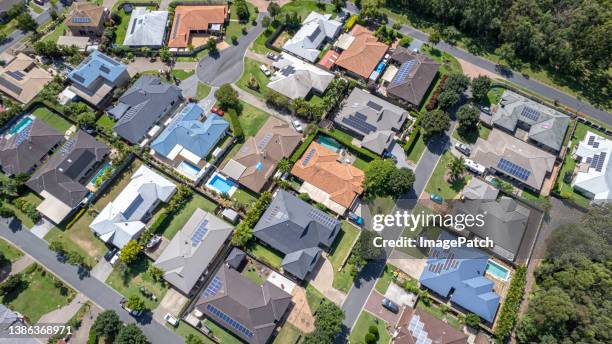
left=115, top=324, right=149, bottom=344
left=471, top=76, right=491, bottom=103
left=456, top=104, right=479, bottom=133
left=92, top=310, right=122, bottom=341
left=421, top=109, right=450, bottom=138
left=303, top=301, right=344, bottom=344
left=215, top=84, right=239, bottom=110
left=364, top=159, right=414, bottom=198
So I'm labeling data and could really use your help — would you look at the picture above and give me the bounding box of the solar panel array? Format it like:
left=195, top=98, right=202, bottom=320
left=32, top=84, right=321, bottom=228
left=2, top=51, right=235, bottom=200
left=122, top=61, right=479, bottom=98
left=257, top=133, right=273, bottom=151
left=520, top=107, right=541, bottom=122
left=589, top=152, right=607, bottom=172
left=281, top=65, right=296, bottom=77
left=588, top=135, right=595, bottom=146
left=366, top=101, right=383, bottom=112
left=191, top=219, right=209, bottom=246
left=408, top=315, right=432, bottom=344
left=202, top=276, right=222, bottom=297
left=206, top=304, right=254, bottom=338
left=6, top=70, right=24, bottom=81
left=307, top=209, right=338, bottom=228
left=302, top=148, right=316, bottom=166
left=98, top=53, right=120, bottom=66
left=497, top=158, right=531, bottom=181
left=392, top=60, right=416, bottom=85
left=14, top=121, right=33, bottom=146
left=342, top=112, right=377, bottom=134
left=72, top=74, right=86, bottom=84
left=60, top=138, right=76, bottom=154
left=72, top=17, right=92, bottom=23
left=99, top=65, right=111, bottom=74
left=172, top=14, right=181, bottom=39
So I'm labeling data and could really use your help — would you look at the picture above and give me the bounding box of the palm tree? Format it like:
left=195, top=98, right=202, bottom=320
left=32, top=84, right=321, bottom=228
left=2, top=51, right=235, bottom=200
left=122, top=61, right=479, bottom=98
left=447, top=155, right=465, bottom=181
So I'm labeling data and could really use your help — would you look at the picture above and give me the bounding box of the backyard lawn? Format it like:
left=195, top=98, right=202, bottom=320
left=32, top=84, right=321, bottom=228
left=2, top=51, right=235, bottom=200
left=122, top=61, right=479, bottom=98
left=155, top=193, right=218, bottom=240
left=167, top=321, right=215, bottom=344
left=42, top=22, right=68, bottom=43
left=196, top=82, right=212, bottom=100
left=328, top=221, right=359, bottom=272
left=273, top=323, right=303, bottom=344
left=232, top=188, right=258, bottom=206
left=96, top=114, right=116, bottom=132
left=241, top=260, right=265, bottom=285
left=203, top=319, right=243, bottom=344
left=113, top=9, right=131, bottom=45
left=93, top=159, right=143, bottom=211
left=1, top=192, right=42, bottom=229
left=32, top=106, right=72, bottom=133
left=236, top=58, right=271, bottom=99
left=424, top=151, right=471, bottom=200
left=105, top=255, right=168, bottom=310
left=1, top=264, right=76, bottom=323
left=305, top=283, right=325, bottom=314
left=348, top=311, right=391, bottom=344
left=238, top=101, right=269, bottom=137
left=246, top=242, right=283, bottom=269
left=0, top=238, right=23, bottom=262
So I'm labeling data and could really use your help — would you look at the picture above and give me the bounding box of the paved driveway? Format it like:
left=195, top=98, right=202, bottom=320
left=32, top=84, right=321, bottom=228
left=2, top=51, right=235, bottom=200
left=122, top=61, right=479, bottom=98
left=389, top=140, right=410, bottom=169
left=363, top=291, right=402, bottom=326
left=90, top=259, right=113, bottom=281
left=153, top=288, right=188, bottom=324
left=310, top=256, right=346, bottom=306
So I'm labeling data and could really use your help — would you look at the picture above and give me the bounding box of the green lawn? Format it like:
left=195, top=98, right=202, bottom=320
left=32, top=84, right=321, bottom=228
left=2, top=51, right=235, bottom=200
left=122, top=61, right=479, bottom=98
left=348, top=311, right=391, bottom=344
left=0, top=19, right=17, bottom=36
left=196, top=82, right=212, bottom=100
left=406, top=130, right=427, bottom=163
left=238, top=101, right=270, bottom=137
left=305, top=283, right=325, bottom=314
left=105, top=254, right=168, bottom=310
left=281, top=0, right=336, bottom=18
left=114, top=9, right=131, bottom=45
left=171, top=69, right=194, bottom=81
left=167, top=321, right=215, bottom=344
left=32, top=106, right=72, bottom=133
left=225, top=1, right=257, bottom=44
left=154, top=193, right=218, bottom=240
left=452, top=124, right=491, bottom=144
left=241, top=259, right=265, bottom=285
left=246, top=242, right=283, bottom=269
left=235, top=58, right=271, bottom=99
left=29, top=3, right=44, bottom=14
left=203, top=319, right=243, bottom=344
left=332, top=263, right=356, bottom=293
left=486, top=87, right=504, bottom=107
left=42, top=22, right=68, bottom=43
left=273, top=323, right=303, bottom=344
left=44, top=209, right=108, bottom=268
left=374, top=264, right=398, bottom=295
left=96, top=114, right=116, bottom=132
left=251, top=27, right=274, bottom=54
left=1, top=264, right=76, bottom=323
left=232, top=188, right=258, bottom=206
left=2, top=192, right=42, bottom=229
left=328, top=221, right=359, bottom=272
left=424, top=151, right=471, bottom=200
left=0, top=238, right=23, bottom=262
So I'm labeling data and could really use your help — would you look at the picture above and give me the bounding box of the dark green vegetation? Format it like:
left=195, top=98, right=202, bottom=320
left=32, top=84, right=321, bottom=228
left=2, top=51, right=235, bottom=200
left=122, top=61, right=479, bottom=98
left=364, top=159, right=415, bottom=198
left=231, top=192, right=272, bottom=247
left=303, top=301, right=344, bottom=344
left=516, top=204, right=611, bottom=343
left=494, top=265, right=527, bottom=340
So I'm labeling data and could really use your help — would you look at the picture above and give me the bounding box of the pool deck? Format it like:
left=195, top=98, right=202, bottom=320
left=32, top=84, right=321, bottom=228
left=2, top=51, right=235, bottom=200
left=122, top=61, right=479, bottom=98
left=205, top=171, right=237, bottom=196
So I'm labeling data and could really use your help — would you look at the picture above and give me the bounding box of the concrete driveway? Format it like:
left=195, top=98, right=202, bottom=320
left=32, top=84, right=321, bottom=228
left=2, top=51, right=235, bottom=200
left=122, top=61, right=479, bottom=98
left=31, top=218, right=53, bottom=238
left=90, top=259, right=113, bottom=281
left=153, top=288, right=189, bottom=324
left=364, top=290, right=402, bottom=326
left=310, top=256, right=346, bottom=306
left=389, top=140, right=411, bottom=169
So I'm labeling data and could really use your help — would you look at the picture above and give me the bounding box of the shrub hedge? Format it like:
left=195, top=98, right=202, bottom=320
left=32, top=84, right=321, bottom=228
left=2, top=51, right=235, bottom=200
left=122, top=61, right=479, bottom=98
left=494, top=265, right=527, bottom=340
left=403, top=116, right=422, bottom=152
left=227, top=108, right=244, bottom=141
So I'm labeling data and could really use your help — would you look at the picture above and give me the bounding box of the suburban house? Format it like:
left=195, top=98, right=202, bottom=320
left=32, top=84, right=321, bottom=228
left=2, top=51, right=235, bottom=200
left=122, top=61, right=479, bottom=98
left=154, top=209, right=233, bottom=295
left=26, top=131, right=109, bottom=224
left=471, top=129, right=556, bottom=192
left=461, top=177, right=500, bottom=200
left=123, top=8, right=169, bottom=47
left=291, top=141, right=364, bottom=215
left=253, top=190, right=341, bottom=280
left=393, top=307, right=468, bottom=344
left=0, top=117, right=63, bottom=176
left=382, top=48, right=440, bottom=107
left=489, top=90, right=570, bottom=153
left=68, top=51, right=130, bottom=108
left=90, top=165, right=176, bottom=248
left=419, top=231, right=501, bottom=323
left=282, top=11, right=342, bottom=62
left=334, top=25, right=388, bottom=79
left=1, top=304, right=38, bottom=344
left=335, top=88, right=408, bottom=155
left=268, top=53, right=334, bottom=100
left=571, top=131, right=611, bottom=201
left=221, top=117, right=301, bottom=193
left=0, top=53, right=53, bottom=104
left=194, top=265, right=292, bottom=344
left=150, top=103, right=229, bottom=182
left=64, top=3, right=108, bottom=37
left=108, top=75, right=182, bottom=144
left=453, top=182, right=531, bottom=262
left=167, top=5, right=228, bottom=49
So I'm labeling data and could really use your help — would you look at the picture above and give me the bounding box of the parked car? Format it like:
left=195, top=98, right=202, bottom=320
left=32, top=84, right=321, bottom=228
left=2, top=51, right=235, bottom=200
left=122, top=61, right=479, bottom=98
left=146, top=235, right=162, bottom=250
left=120, top=298, right=143, bottom=318
left=454, top=142, right=471, bottom=156
left=259, top=64, right=271, bottom=76
left=266, top=52, right=279, bottom=61
left=104, top=248, right=118, bottom=261
left=292, top=120, right=303, bottom=132
left=382, top=298, right=399, bottom=313
left=430, top=193, right=443, bottom=204
left=348, top=212, right=363, bottom=226
left=109, top=252, right=120, bottom=266
left=164, top=313, right=179, bottom=327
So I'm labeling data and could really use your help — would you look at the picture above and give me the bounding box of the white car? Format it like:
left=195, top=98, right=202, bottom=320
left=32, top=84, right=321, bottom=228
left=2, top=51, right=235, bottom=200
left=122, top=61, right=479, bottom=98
left=109, top=252, right=120, bottom=266
left=259, top=64, right=271, bottom=76
left=292, top=120, right=303, bottom=132
left=464, top=159, right=486, bottom=175
left=164, top=313, right=179, bottom=327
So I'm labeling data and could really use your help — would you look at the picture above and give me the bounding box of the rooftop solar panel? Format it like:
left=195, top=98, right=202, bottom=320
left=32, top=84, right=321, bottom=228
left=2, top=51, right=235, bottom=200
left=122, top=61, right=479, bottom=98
left=72, top=17, right=92, bottom=23
left=98, top=53, right=120, bottom=66
left=497, top=158, right=531, bottom=181
left=595, top=152, right=606, bottom=172
left=520, top=107, right=541, bottom=122
left=206, top=304, right=254, bottom=338
left=172, top=14, right=181, bottom=39
left=72, top=74, right=86, bottom=84
left=99, top=65, right=111, bottom=74
left=203, top=276, right=222, bottom=297
left=191, top=219, right=209, bottom=246
left=392, top=60, right=416, bottom=85
left=302, top=148, right=316, bottom=166
left=308, top=209, right=337, bottom=228
left=593, top=142, right=600, bottom=149
left=342, top=115, right=377, bottom=134
left=366, top=100, right=383, bottom=111
left=0, top=76, right=22, bottom=94
left=14, top=122, right=33, bottom=146
left=587, top=135, right=595, bottom=146
left=257, top=133, right=273, bottom=151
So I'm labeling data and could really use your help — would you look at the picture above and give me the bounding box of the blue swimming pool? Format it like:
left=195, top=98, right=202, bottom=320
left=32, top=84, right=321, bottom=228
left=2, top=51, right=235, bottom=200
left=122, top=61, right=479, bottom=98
left=486, top=260, right=510, bottom=281
left=90, top=163, right=111, bottom=185
left=177, top=161, right=201, bottom=178
left=9, top=117, right=33, bottom=135
left=316, top=136, right=342, bottom=152
left=375, top=61, right=386, bottom=73
left=209, top=174, right=235, bottom=194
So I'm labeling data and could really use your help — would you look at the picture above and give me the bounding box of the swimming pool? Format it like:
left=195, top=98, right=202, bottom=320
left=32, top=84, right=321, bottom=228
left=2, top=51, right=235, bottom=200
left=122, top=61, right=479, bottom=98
left=9, top=117, right=33, bottom=135
left=177, top=161, right=201, bottom=179
left=316, top=136, right=342, bottom=152
left=374, top=61, right=386, bottom=73
left=486, top=260, right=510, bottom=281
left=90, top=163, right=111, bottom=185
left=206, top=173, right=237, bottom=196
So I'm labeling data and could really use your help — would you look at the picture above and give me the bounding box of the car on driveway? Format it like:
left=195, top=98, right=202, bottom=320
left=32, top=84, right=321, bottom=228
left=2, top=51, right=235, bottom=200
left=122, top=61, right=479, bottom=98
left=454, top=142, right=471, bottom=156
left=145, top=235, right=161, bottom=250
left=430, top=193, right=443, bottom=204
left=164, top=313, right=179, bottom=327
left=259, top=64, right=271, bottom=76
left=104, top=248, right=118, bottom=261
left=292, top=120, right=303, bottom=132
left=382, top=298, right=399, bottom=313
left=266, top=52, right=279, bottom=61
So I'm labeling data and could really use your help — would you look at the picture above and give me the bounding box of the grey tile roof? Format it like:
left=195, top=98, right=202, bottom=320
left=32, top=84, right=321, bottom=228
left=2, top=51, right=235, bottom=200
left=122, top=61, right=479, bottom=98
left=281, top=247, right=321, bottom=280
left=462, top=178, right=499, bottom=200
left=155, top=209, right=233, bottom=294
left=253, top=190, right=340, bottom=279
left=225, top=247, right=246, bottom=270
left=110, top=75, right=182, bottom=144
left=195, top=265, right=292, bottom=344
left=26, top=131, right=109, bottom=208
left=268, top=53, right=334, bottom=100
left=0, top=117, right=63, bottom=175
left=492, top=90, right=570, bottom=152
left=388, top=48, right=440, bottom=106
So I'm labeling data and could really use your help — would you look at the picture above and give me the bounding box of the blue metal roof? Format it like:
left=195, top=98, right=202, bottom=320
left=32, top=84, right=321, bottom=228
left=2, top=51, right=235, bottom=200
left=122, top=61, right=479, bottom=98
left=68, top=51, right=127, bottom=88
left=419, top=231, right=501, bottom=322
left=151, top=104, right=229, bottom=159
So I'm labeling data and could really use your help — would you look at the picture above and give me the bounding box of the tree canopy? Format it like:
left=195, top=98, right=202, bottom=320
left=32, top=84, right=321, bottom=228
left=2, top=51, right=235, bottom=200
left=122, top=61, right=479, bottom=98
left=456, top=104, right=479, bottom=133
left=303, top=301, right=344, bottom=344
left=421, top=109, right=450, bottom=138
left=115, top=324, right=149, bottom=344
left=215, top=84, right=240, bottom=110
left=92, top=310, right=122, bottom=341
left=364, top=159, right=415, bottom=198
left=471, top=76, right=491, bottom=104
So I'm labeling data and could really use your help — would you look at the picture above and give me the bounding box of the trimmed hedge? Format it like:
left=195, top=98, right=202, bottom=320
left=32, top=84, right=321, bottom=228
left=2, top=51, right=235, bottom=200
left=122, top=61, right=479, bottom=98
left=321, top=128, right=379, bottom=162
left=290, top=128, right=319, bottom=163
left=227, top=108, right=243, bottom=141
left=425, top=74, right=448, bottom=111
left=494, top=265, right=527, bottom=340
left=403, top=116, right=422, bottom=153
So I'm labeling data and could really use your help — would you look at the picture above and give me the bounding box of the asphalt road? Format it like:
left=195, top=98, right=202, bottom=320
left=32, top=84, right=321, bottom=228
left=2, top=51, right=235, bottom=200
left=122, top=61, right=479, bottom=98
left=0, top=4, right=60, bottom=53
left=196, top=13, right=266, bottom=86
left=0, top=220, right=184, bottom=344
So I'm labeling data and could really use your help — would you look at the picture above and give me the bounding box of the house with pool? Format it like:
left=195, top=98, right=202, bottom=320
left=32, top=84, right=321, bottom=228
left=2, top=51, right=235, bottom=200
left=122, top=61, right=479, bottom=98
left=220, top=117, right=301, bottom=194
left=291, top=141, right=364, bottom=215
left=334, top=25, right=388, bottom=81
left=150, top=103, right=229, bottom=183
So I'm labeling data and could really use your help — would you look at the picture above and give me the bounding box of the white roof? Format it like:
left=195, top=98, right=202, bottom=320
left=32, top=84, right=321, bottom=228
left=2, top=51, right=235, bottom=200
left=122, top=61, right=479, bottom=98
left=283, top=11, right=342, bottom=62
left=268, top=53, right=334, bottom=99
left=90, top=165, right=176, bottom=248
left=123, top=8, right=169, bottom=47
left=572, top=131, right=612, bottom=201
